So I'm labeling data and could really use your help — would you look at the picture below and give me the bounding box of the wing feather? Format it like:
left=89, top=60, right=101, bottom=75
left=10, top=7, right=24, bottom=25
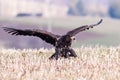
left=66, top=19, right=103, bottom=36
left=2, top=27, right=61, bottom=46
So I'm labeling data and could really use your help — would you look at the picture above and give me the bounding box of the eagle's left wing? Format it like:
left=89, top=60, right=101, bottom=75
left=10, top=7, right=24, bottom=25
left=66, top=19, right=103, bottom=37
left=2, top=27, right=61, bottom=46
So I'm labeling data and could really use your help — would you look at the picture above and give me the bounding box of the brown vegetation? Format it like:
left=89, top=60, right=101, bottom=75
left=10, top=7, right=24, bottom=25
left=0, top=46, right=120, bottom=80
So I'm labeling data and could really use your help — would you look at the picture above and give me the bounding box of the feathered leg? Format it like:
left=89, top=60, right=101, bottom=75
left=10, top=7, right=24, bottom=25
left=68, top=48, right=77, bottom=57
left=61, top=48, right=70, bottom=58
left=49, top=48, right=61, bottom=60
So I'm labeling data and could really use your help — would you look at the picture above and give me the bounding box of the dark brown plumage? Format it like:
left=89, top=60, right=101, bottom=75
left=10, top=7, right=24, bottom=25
left=2, top=19, right=103, bottom=60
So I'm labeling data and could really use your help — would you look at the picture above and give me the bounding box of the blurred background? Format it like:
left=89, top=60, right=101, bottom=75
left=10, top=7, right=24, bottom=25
left=0, top=0, right=120, bottom=49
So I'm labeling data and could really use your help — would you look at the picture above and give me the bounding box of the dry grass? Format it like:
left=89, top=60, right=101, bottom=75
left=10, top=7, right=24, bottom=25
left=0, top=46, right=120, bottom=80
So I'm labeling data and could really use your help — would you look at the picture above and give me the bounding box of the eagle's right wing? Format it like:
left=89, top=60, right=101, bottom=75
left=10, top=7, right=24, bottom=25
left=66, top=19, right=103, bottom=37
left=2, top=27, right=61, bottom=46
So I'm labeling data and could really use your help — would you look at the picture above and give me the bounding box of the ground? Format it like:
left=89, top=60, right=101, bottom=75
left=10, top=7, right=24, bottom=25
left=0, top=46, right=120, bottom=80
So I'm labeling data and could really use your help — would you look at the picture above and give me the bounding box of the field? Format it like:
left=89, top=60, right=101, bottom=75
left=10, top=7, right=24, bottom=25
left=0, top=16, right=120, bottom=80
left=0, top=46, right=120, bottom=80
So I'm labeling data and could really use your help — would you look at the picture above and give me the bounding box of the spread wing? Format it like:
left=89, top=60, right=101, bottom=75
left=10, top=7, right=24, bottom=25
left=66, top=19, right=103, bottom=37
left=2, top=27, right=61, bottom=46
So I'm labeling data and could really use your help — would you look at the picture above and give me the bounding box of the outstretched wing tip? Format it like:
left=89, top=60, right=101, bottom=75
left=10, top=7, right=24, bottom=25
left=91, top=19, right=103, bottom=27
left=2, top=27, right=18, bottom=35
left=67, top=19, right=103, bottom=36
left=97, top=19, right=103, bottom=25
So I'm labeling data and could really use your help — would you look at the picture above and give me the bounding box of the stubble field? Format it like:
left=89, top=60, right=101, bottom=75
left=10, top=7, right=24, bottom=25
left=0, top=46, right=120, bottom=80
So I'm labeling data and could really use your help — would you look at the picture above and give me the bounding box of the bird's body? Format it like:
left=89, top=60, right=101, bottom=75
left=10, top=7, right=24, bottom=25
left=49, top=35, right=77, bottom=59
left=2, top=19, right=103, bottom=60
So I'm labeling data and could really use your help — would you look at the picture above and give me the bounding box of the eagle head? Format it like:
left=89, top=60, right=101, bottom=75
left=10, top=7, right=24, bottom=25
left=71, top=36, right=75, bottom=40
left=64, top=35, right=75, bottom=43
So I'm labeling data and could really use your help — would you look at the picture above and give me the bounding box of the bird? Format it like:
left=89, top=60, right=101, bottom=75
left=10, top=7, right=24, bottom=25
left=2, top=19, right=103, bottom=60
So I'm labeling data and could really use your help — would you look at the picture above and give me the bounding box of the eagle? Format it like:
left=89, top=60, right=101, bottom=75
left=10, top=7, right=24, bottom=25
left=2, top=19, right=103, bottom=60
